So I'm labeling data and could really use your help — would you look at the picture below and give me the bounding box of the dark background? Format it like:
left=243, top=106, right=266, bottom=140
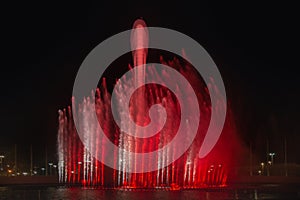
left=0, top=2, right=299, bottom=166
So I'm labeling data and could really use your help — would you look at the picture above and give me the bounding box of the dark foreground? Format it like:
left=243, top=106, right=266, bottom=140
left=0, top=184, right=300, bottom=200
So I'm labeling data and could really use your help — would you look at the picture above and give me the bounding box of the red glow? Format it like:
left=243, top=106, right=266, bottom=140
left=57, top=19, right=240, bottom=189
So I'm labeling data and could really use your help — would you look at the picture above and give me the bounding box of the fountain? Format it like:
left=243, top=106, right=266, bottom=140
left=57, top=19, right=238, bottom=189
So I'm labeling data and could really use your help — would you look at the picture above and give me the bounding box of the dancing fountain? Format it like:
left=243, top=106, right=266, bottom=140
left=57, top=19, right=238, bottom=189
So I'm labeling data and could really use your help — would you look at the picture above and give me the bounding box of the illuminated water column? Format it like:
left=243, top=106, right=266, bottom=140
left=131, top=19, right=149, bottom=82
left=117, top=19, right=149, bottom=186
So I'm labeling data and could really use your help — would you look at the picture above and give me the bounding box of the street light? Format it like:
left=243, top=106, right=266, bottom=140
left=260, top=162, right=265, bottom=175
left=48, top=162, right=53, bottom=175
left=0, top=155, right=4, bottom=163
left=269, top=153, right=275, bottom=165
left=41, top=167, right=46, bottom=175
left=0, top=155, right=4, bottom=170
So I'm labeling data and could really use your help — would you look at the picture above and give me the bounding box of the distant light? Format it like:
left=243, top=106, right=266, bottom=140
left=53, top=165, right=57, bottom=168
left=0, top=155, right=5, bottom=158
left=8, top=169, right=12, bottom=173
left=258, top=170, right=262, bottom=174
left=210, top=165, right=214, bottom=168
left=22, top=172, right=28, bottom=176
left=71, top=171, right=74, bottom=174
left=186, top=161, right=191, bottom=165
left=269, top=153, right=275, bottom=156
left=41, top=168, right=45, bottom=171
left=261, top=162, right=264, bottom=166
left=268, top=161, right=272, bottom=165
left=6, top=164, right=10, bottom=168
left=33, top=171, right=37, bottom=175
left=48, top=162, right=53, bottom=166
left=78, top=162, right=82, bottom=165
left=218, top=164, right=222, bottom=168
left=17, top=172, right=20, bottom=176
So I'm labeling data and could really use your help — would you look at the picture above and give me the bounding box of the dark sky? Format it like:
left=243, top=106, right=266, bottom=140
left=0, top=2, right=299, bottom=163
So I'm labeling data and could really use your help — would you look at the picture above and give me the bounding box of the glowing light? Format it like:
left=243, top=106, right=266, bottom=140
left=268, top=161, right=272, bottom=165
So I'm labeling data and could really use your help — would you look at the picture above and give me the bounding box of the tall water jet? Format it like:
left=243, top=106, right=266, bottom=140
left=57, top=19, right=238, bottom=189
left=129, top=19, right=149, bottom=185
left=131, top=19, right=148, bottom=81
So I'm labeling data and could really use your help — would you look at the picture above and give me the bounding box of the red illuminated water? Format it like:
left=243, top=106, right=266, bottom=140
left=57, top=19, right=239, bottom=189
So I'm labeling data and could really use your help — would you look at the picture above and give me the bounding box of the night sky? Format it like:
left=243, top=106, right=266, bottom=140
left=1, top=2, right=299, bottom=164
